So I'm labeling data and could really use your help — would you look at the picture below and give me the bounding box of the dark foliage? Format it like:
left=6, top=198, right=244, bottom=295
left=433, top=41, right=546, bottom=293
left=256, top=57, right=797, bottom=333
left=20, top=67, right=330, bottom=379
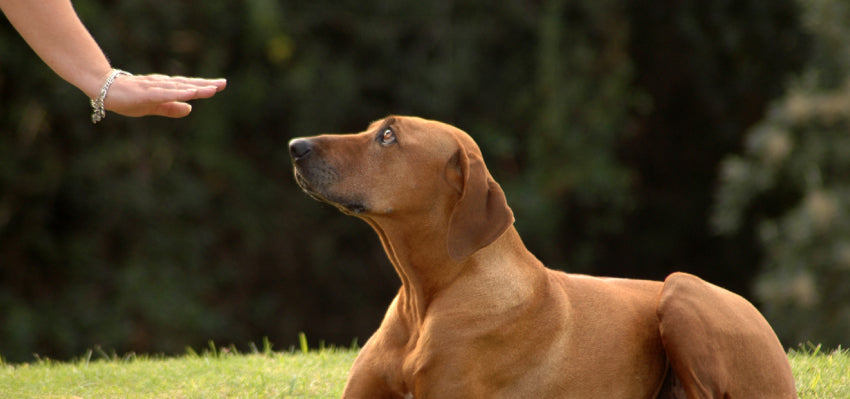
left=0, top=0, right=806, bottom=362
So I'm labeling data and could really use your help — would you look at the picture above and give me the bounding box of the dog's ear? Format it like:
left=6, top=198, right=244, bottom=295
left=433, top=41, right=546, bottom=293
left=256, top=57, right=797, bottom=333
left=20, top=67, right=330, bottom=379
left=445, top=148, right=514, bottom=261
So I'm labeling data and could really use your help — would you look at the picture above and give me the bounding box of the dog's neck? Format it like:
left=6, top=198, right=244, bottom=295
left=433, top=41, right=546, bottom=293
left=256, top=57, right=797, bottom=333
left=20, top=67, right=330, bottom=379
left=364, top=217, right=453, bottom=321
left=364, top=217, right=540, bottom=325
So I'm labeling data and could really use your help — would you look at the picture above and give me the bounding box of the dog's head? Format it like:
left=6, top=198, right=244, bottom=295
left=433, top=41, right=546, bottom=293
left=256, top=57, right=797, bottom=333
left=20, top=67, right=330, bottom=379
left=289, top=116, right=514, bottom=261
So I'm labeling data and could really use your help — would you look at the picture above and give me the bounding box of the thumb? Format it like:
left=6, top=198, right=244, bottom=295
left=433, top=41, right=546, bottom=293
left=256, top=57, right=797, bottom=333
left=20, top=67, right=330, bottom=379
left=154, top=101, right=193, bottom=118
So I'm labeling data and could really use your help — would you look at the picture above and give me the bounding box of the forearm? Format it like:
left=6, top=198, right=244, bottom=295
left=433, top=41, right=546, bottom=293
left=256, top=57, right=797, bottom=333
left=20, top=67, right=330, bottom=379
left=0, top=0, right=112, bottom=98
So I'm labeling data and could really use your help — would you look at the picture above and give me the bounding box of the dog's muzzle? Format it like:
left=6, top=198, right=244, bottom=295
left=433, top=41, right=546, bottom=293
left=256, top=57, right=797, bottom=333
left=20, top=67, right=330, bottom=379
left=288, top=137, right=367, bottom=214
left=289, top=138, right=325, bottom=195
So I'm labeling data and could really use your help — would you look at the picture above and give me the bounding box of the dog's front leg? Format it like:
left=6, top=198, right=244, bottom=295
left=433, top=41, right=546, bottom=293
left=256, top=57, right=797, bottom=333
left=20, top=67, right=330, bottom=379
left=341, top=345, right=394, bottom=399
left=341, top=332, right=414, bottom=399
left=341, top=372, right=392, bottom=399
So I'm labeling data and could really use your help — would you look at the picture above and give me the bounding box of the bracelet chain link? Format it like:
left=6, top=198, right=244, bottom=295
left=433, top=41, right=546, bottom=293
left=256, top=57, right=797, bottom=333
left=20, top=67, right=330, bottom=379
left=90, top=69, right=131, bottom=124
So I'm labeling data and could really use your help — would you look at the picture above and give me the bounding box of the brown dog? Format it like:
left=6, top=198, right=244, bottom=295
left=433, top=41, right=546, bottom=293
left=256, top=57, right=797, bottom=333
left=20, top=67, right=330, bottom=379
left=289, top=116, right=797, bottom=398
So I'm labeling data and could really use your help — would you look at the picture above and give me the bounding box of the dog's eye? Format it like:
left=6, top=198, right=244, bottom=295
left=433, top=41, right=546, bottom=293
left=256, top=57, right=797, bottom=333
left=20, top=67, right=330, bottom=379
left=379, top=127, right=397, bottom=145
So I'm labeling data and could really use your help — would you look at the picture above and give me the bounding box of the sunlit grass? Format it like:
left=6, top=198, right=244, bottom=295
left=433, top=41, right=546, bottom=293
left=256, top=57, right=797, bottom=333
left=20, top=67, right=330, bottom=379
left=0, top=340, right=846, bottom=398
left=0, top=337, right=356, bottom=399
left=790, top=344, right=850, bottom=399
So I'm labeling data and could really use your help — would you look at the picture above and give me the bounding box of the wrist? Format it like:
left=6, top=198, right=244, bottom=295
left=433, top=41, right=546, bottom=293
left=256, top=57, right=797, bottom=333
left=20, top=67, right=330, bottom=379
left=77, top=65, right=114, bottom=99
left=90, top=68, right=131, bottom=124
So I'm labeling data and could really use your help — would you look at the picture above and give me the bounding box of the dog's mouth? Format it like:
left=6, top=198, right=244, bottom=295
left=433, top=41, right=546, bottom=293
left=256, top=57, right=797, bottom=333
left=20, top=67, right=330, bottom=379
left=293, top=169, right=325, bottom=200
left=293, top=168, right=368, bottom=215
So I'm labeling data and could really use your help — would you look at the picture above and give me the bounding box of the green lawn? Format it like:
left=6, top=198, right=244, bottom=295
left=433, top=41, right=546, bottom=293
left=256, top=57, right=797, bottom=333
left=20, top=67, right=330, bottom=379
left=0, top=343, right=846, bottom=398
left=790, top=344, right=850, bottom=398
left=0, top=340, right=357, bottom=399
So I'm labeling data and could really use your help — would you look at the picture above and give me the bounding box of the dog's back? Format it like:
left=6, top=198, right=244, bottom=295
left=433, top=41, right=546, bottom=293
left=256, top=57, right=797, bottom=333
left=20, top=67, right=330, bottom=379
left=547, top=272, right=669, bottom=397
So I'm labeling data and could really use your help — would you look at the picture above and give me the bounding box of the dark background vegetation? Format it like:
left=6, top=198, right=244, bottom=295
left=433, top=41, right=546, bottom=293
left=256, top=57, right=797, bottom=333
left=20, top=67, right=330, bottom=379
left=1, top=0, right=846, bottom=362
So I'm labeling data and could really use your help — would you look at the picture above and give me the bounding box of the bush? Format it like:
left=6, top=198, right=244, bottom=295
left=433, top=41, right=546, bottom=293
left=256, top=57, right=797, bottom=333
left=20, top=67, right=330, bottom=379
left=713, top=0, right=850, bottom=348
left=0, top=0, right=807, bottom=361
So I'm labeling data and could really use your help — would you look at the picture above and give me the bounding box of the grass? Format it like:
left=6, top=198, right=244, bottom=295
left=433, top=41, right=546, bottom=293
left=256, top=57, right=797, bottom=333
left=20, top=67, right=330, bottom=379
left=0, top=336, right=357, bottom=399
left=790, top=344, right=850, bottom=398
left=0, top=340, right=846, bottom=398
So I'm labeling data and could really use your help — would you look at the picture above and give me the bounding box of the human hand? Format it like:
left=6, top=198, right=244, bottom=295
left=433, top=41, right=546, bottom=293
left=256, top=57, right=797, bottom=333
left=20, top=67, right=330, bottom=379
left=103, top=73, right=227, bottom=118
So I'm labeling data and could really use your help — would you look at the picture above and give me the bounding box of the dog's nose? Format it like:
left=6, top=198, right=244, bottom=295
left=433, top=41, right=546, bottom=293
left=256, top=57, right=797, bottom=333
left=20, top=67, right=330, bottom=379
left=289, top=138, right=313, bottom=161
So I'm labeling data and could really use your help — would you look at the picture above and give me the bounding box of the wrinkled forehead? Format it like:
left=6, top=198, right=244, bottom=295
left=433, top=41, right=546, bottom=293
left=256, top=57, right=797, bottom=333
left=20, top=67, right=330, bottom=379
left=367, top=116, right=481, bottom=155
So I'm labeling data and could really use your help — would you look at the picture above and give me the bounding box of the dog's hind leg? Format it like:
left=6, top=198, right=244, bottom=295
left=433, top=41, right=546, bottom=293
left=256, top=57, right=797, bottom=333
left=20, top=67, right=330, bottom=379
left=656, top=272, right=797, bottom=399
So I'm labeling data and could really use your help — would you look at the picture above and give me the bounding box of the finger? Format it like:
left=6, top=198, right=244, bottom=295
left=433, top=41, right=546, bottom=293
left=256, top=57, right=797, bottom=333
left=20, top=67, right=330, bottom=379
left=153, top=101, right=193, bottom=118
left=137, top=74, right=227, bottom=91
left=213, top=79, right=227, bottom=91
left=178, top=77, right=226, bottom=92
left=140, top=85, right=221, bottom=104
left=153, top=77, right=226, bottom=91
left=186, top=85, right=222, bottom=99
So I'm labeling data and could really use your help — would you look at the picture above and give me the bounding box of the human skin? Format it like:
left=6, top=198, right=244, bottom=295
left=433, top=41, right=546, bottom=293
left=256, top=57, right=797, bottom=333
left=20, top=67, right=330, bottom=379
left=0, top=0, right=226, bottom=118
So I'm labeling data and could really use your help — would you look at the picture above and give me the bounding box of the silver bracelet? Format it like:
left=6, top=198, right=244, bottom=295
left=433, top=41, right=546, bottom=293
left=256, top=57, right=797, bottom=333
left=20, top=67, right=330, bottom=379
left=90, top=69, right=131, bottom=124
